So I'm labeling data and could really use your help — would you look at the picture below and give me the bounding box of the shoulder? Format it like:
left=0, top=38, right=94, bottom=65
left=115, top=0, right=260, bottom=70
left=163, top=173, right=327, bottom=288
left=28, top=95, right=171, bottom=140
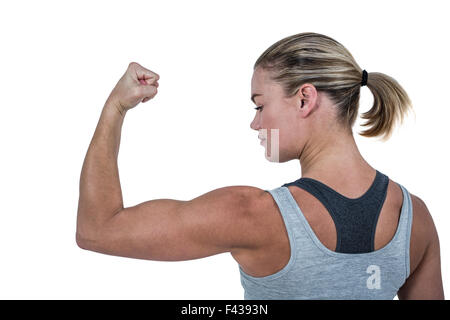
left=192, top=184, right=275, bottom=223
left=410, top=193, right=436, bottom=240
left=207, top=185, right=276, bottom=214
left=398, top=192, right=444, bottom=299
left=408, top=192, right=440, bottom=274
left=209, top=185, right=285, bottom=248
left=233, top=185, right=282, bottom=223
left=198, top=185, right=268, bottom=215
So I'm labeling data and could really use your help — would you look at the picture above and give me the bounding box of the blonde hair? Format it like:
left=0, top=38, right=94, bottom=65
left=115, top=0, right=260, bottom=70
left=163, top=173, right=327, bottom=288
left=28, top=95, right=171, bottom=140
left=254, top=32, right=413, bottom=141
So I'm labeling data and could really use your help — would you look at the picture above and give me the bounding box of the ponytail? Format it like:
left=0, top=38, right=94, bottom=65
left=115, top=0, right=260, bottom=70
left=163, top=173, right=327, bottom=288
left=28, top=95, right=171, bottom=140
left=359, top=71, right=413, bottom=141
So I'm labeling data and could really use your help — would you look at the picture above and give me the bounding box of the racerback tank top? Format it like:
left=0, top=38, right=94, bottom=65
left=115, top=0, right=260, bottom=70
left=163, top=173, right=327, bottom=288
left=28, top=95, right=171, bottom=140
left=238, top=170, right=413, bottom=299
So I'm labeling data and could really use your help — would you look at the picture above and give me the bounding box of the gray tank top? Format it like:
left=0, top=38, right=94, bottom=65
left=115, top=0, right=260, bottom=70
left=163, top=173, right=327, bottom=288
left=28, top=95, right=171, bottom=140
left=238, top=173, right=413, bottom=300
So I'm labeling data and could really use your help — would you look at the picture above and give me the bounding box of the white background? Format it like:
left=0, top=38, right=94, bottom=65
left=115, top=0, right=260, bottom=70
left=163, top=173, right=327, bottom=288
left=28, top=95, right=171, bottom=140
left=0, top=0, right=448, bottom=299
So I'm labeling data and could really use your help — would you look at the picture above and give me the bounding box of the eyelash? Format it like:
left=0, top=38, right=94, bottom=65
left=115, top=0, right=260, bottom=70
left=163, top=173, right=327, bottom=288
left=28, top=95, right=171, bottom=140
left=254, top=106, right=263, bottom=112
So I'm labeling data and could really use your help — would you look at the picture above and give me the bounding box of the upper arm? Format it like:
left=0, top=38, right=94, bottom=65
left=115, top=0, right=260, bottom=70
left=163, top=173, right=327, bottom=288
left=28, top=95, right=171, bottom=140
left=76, top=186, right=267, bottom=261
left=397, top=194, right=444, bottom=300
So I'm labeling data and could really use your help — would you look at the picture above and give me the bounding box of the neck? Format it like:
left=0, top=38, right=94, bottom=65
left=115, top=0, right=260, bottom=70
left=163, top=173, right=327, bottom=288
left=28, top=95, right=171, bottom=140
left=299, top=130, right=373, bottom=180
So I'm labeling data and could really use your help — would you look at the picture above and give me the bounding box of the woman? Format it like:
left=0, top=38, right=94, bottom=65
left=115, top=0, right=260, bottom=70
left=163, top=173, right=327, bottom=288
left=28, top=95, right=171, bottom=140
left=76, top=32, right=444, bottom=299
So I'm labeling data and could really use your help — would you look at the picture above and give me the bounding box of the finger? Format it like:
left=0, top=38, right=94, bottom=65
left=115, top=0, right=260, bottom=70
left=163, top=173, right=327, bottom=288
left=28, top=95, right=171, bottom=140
left=139, top=85, right=158, bottom=101
left=129, top=62, right=160, bottom=81
left=139, top=79, right=159, bottom=87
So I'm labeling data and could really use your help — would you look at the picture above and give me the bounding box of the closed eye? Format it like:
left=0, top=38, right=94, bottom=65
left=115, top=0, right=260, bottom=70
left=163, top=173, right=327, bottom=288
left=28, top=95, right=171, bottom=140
left=254, top=106, right=263, bottom=112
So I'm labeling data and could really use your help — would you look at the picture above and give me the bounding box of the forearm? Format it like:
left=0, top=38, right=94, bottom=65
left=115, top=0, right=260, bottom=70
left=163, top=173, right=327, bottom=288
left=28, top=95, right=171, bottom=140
left=77, top=100, right=126, bottom=240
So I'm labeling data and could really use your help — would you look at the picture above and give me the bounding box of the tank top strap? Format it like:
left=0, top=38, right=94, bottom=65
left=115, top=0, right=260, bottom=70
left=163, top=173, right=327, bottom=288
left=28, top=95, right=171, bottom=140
left=266, top=186, right=308, bottom=228
left=392, top=182, right=414, bottom=278
left=265, top=186, right=310, bottom=252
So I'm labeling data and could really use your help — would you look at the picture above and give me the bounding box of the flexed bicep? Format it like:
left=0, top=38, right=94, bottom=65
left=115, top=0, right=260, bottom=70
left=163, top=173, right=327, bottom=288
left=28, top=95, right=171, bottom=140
left=76, top=186, right=265, bottom=261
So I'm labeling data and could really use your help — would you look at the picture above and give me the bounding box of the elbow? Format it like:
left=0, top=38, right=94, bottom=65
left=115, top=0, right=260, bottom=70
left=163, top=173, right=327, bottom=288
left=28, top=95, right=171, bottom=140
left=76, top=215, right=115, bottom=253
left=76, top=226, right=109, bottom=253
left=76, top=220, right=92, bottom=250
left=76, top=218, right=104, bottom=251
left=76, top=232, right=105, bottom=252
left=76, top=232, right=92, bottom=251
left=76, top=225, right=103, bottom=251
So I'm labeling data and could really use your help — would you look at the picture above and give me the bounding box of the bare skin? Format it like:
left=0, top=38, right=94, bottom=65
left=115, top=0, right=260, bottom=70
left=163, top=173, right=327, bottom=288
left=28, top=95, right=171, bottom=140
left=76, top=63, right=444, bottom=299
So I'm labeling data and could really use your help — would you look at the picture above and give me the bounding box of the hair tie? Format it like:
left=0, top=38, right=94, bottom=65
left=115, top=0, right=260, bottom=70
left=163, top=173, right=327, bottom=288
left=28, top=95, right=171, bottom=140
left=361, top=70, right=368, bottom=87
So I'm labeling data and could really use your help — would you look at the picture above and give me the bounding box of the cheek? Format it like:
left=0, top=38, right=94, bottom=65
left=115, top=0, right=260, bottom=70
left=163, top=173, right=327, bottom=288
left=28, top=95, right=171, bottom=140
left=262, top=107, right=293, bottom=136
left=278, top=116, right=299, bottom=145
left=261, top=109, right=279, bottom=128
left=270, top=113, right=292, bottom=132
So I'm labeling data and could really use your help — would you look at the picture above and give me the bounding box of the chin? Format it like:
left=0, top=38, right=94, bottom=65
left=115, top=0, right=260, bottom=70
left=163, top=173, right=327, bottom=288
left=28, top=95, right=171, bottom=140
left=263, top=147, right=292, bottom=163
left=266, top=155, right=294, bottom=163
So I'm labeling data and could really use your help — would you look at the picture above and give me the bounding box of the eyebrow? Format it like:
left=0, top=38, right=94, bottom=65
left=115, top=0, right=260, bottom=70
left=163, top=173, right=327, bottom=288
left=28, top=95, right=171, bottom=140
left=251, top=93, right=263, bottom=104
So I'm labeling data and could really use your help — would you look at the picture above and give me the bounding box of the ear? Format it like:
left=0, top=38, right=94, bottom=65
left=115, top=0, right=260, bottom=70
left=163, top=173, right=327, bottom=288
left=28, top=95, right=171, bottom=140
left=296, top=83, right=318, bottom=117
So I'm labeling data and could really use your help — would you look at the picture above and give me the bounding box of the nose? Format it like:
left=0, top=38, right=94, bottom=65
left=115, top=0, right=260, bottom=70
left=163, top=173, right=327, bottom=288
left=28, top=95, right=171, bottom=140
left=250, top=113, right=260, bottom=131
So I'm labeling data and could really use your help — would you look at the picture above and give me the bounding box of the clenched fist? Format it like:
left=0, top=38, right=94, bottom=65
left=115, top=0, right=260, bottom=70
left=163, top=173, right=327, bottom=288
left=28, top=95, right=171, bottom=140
left=106, top=62, right=160, bottom=116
